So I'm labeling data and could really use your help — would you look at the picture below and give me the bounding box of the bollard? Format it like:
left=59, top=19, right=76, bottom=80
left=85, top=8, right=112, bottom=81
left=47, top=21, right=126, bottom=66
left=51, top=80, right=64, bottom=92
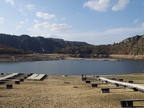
left=111, top=78, right=117, bottom=80
left=128, top=81, right=133, bottom=83
left=85, top=81, right=91, bottom=83
left=119, top=79, right=123, bottom=81
left=82, top=77, right=87, bottom=81
left=121, top=100, right=133, bottom=107
left=20, top=79, right=24, bottom=82
left=115, top=83, right=119, bottom=87
left=91, top=84, right=98, bottom=87
left=6, top=84, right=13, bottom=89
left=133, top=88, right=138, bottom=91
left=101, top=88, right=110, bottom=93
left=0, top=81, right=6, bottom=84
left=24, top=76, right=27, bottom=79
left=15, top=81, right=20, bottom=84
left=105, top=81, right=108, bottom=83
left=123, top=85, right=127, bottom=88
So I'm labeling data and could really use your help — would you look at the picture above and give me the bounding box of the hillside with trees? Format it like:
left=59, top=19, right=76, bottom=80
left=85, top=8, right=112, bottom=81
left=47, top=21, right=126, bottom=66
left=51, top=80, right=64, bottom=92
left=55, top=35, right=144, bottom=58
left=0, top=34, right=90, bottom=54
left=0, top=44, right=31, bottom=54
left=0, top=33, right=144, bottom=58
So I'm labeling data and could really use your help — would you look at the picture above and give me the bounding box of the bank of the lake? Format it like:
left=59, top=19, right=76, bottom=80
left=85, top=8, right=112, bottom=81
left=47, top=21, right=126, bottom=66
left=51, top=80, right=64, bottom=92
left=1, top=73, right=144, bottom=108
left=0, top=54, right=144, bottom=62
left=110, top=54, right=144, bottom=60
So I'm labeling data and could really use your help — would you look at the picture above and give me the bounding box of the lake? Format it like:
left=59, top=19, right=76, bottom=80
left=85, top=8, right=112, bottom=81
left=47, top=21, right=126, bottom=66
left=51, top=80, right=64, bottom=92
left=0, top=60, right=144, bottom=75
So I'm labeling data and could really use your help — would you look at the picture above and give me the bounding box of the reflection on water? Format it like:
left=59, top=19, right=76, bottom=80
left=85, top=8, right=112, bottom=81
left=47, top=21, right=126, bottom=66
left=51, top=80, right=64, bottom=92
left=0, top=60, right=144, bottom=75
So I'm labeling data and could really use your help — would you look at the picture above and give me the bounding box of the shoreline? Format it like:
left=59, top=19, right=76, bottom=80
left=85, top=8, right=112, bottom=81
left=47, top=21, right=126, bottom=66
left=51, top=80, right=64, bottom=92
left=0, top=54, right=143, bottom=62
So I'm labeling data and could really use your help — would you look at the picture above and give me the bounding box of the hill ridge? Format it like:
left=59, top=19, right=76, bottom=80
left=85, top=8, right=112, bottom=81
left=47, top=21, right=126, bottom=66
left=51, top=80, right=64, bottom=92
left=0, top=33, right=90, bottom=54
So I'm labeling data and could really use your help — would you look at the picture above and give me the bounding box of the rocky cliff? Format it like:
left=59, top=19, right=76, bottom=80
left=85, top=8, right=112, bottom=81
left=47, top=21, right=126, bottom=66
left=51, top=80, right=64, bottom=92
left=0, top=34, right=90, bottom=54
left=56, top=34, right=144, bottom=57
left=0, top=33, right=144, bottom=57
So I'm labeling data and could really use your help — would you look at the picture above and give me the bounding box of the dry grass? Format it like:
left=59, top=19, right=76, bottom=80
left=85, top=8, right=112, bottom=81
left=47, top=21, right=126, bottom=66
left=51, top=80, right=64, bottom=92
left=0, top=74, right=144, bottom=108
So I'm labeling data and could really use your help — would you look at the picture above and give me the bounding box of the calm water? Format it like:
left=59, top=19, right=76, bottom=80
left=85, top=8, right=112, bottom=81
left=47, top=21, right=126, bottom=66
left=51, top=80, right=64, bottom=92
left=0, top=60, right=144, bottom=75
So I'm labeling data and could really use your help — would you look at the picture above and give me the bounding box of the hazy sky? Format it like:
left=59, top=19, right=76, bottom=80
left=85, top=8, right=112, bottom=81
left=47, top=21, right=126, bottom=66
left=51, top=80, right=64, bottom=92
left=1, top=0, right=144, bottom=45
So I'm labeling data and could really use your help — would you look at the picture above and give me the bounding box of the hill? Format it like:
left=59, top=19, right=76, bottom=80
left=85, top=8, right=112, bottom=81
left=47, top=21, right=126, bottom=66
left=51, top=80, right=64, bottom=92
left=56, top=34, right=144, bottom=58
left=0, top=44, right=31, bottom=54
left=115, top=35, right=144, bottom=55
left=0, top=34, right=90, bottom=54
left=0, top=33, right=144, bottom=58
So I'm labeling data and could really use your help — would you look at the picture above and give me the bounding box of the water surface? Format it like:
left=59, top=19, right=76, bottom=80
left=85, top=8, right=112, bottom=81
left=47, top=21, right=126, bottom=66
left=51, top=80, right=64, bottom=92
left=0, top=60, right=144, bottom=75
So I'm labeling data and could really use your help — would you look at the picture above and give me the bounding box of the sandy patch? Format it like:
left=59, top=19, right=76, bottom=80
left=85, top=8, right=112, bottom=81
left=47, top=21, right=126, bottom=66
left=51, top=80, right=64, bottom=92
left=0, top=74, right=144, bottom=108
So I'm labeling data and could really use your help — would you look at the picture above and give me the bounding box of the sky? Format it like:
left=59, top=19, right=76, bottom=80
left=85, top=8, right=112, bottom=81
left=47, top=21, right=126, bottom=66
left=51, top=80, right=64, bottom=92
left=0, top=0, right=144, bottom=45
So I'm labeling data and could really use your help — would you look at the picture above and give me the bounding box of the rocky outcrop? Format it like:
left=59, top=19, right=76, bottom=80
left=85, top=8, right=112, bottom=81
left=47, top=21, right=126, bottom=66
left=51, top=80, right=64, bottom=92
left=114, top=35, right=144, bottom=55
left=0, top=34, right=90, bottom=54
left=0, top=33, right=144, bottom=59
